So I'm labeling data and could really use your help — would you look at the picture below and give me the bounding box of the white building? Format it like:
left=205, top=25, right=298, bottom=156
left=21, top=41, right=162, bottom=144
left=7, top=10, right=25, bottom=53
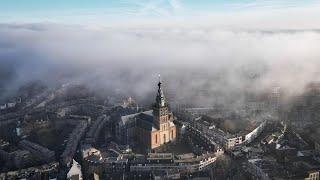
left=67, top=159, right=83, bottom=180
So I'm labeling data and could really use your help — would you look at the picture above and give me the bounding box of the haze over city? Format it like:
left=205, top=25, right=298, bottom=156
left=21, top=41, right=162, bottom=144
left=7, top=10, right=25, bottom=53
left=1, top=0, right=320, bottom=103
left=1, top=1, right=320, bottom=180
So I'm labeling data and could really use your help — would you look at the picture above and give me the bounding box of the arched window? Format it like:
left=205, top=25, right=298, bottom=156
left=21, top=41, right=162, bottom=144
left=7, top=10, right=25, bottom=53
left=163, top=134, right=166, bottom=143
left=155, top=134, right=158, bottom=144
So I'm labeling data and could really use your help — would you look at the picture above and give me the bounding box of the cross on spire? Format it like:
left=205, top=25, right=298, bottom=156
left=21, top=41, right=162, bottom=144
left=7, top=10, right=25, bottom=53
left=158, top=74, right=162, bottom=89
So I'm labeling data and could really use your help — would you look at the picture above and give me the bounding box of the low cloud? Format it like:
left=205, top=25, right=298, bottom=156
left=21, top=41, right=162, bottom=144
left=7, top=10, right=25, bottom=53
left=0, top=23, right=319, bottom=107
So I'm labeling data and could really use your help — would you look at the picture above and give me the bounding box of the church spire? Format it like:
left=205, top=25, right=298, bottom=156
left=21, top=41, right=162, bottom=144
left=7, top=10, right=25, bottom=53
left=155, top=74, right=166, bottom=107
left=158, top=74, right=162, bottom=91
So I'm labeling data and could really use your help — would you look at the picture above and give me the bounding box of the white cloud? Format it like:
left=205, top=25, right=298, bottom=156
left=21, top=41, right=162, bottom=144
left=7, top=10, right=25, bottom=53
left=0, top=23, right=319, bottom=105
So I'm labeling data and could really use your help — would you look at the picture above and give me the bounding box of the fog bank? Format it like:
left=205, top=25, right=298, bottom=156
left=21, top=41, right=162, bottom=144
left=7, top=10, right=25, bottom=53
left=0, top=24, right=319, bottom=106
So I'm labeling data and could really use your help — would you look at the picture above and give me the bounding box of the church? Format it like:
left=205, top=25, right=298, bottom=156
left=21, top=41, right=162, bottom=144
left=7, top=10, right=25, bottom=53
left=115, top=77, right=177, bottom=150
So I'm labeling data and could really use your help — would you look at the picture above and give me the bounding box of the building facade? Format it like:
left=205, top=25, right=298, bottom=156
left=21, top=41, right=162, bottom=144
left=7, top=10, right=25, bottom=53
left=67, top=159, right=83, bottom=180
left=116, top=77, right=176, bottom=150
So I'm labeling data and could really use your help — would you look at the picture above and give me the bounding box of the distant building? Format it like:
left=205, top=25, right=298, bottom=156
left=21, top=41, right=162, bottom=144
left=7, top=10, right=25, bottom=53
left=0, top=162, right=59, bottom=179
left=0, top=104, right=7, bottom=110
left=247, top=158, right=277, bottom=180
left=116, top=77, right=177, bottom=150
left=19, top=140, right=55, bottom=163
left=16, top=121, right=22, bottom=137
left=11, top=150, right=32, bottom=168
left=269, top=86, right=281, bottom=113
left=130, top=152, right=217, bottom=173
left=193, top=115, right=266, bottom=150
left=247, top=156, right=320, bottom=180
left=0, top=97, right=21, bottom=112
left=85, top=115, right=109, bottom=144
left=61, top=121, right=88, bottom=167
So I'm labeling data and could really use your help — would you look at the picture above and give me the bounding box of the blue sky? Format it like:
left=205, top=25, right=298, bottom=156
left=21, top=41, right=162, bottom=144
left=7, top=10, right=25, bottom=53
left=1, top=0, right=320, bottom=24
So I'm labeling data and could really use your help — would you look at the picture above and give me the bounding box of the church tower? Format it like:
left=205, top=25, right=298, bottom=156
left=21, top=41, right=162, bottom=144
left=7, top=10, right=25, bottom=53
left=153, top=75, right=169, bottom=131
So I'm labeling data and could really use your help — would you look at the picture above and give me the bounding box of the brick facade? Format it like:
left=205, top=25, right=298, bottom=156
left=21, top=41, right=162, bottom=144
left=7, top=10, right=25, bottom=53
left=116, top=77, right=177, bottom=150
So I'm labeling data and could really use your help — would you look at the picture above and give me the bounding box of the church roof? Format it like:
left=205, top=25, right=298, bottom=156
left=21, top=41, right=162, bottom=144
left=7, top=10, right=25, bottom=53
left=136, top=113, right=158, bottom=131
left=120, top=112, right=141, bottom=124
left=120, top=110, right=158, bottom=131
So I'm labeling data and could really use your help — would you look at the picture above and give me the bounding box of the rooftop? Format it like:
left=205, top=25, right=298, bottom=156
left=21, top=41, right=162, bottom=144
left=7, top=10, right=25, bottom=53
left=201, top=115, right=262, bottom=136
left=67, top=159, right=82, bottom=178
left=147, top=153, right=173, bottom=160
